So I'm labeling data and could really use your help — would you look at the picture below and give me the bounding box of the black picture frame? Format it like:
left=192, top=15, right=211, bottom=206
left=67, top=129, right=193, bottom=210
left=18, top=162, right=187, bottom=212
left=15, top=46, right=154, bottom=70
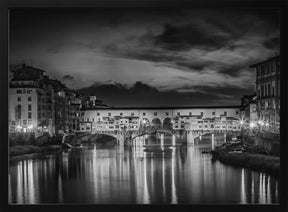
left=1, top=0, right=287, bottom=212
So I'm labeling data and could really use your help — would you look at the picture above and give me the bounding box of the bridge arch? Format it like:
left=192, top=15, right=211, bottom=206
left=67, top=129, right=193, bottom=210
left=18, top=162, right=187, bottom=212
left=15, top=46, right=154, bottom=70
left=151, top=118, right=161, bottom=128
left=163, top=117, right=173, bottom=130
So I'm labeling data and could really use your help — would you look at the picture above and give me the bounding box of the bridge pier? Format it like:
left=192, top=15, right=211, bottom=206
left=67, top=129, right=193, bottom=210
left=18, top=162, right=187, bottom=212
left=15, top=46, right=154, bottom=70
left=187, top=131, right=194, bottom=145
left=211, top=133, right=215, bottom=150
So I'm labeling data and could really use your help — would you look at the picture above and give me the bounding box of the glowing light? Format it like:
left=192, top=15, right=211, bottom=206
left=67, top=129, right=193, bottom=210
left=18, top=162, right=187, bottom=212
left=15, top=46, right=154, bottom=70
left=16, top=125, right=22, bottom=129
left=27, top=125, right=33, bottom=129
left=265, top=123, right=269, bottom=127
left=249, top=123, right=256, bottom=128
left=240, top=120, right=244, bottom=125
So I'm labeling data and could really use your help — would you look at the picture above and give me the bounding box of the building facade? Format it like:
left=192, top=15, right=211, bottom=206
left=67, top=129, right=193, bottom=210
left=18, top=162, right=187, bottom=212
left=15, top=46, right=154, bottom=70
left=8, top=64, right=83, bottom=137
left=79, top=106, right=241, bottom=133
left=9, top=64, right=55, bottom=136
left=250, top=55, right=280, bottom=133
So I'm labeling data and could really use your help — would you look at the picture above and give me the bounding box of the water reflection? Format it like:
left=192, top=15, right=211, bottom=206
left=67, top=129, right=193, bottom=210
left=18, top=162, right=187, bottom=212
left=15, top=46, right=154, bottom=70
left=9, top=138, right=280, bottom=204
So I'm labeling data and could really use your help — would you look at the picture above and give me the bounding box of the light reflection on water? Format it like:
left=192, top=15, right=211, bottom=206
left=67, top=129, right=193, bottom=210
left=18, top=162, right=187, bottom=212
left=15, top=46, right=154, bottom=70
left=9, top=136, right=280, bottom=204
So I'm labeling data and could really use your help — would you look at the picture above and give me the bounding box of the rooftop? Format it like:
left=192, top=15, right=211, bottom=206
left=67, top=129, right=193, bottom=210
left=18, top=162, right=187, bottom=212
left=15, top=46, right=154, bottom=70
left=11, top=64, right=46, bottom=73
left=249, top=55, right=280, bottom=67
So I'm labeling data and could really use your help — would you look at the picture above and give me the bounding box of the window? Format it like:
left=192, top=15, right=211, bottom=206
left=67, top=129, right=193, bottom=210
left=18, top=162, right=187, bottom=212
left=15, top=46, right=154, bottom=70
left=224, top=111, right=227, bottom=116
left=97, top=113, right=100, bottom=116
left=154, top=112, right=157, bottom=116
left=201, top=112, right=203, bottom=116
left=16, top=90, right=22, bottom=94
left=268, top=84, right=271, bottom=97
left=87, top=118, right=89, bottom=122
left=177, top=112, right=180, bottom=116
left=108, top=113, right=111, bottom=116
left=189, top=112, right=192, bottom=116
left=17, top=97, right=21, bottom=102
left=143, top=112, right=146, bottom=116
left=261, top=85, right=264, bottom=98
left=131, top=113, right=134, bottom=116
left=212, top=112, right=215, bottom=115
left=15, top=105, right=21, bottom=120
left=28, top=120, right=32, bottom=125
left=28, top=112, right=32, bottom=119
left=166, top=112, right=169, bottom=116
left=272, top=87, right=275, bottom=96
left=120, top=113, right=123, bottom=116
left=23, top=120, right=27, bottom=125
left=236, top=111, right=239, bottom=115
left=28, top=96, right=32, bottom=101
left=28, top=104, right=32, bottom=111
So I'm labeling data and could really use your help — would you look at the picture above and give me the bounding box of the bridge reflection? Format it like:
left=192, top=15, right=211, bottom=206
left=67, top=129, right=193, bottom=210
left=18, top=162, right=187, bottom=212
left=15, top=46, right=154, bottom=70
left=9, top=144, right=280, bottom=204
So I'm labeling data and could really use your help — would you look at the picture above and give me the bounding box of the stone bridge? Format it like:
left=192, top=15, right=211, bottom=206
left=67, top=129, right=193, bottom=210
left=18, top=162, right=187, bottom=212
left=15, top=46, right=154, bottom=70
left=71, top=126, right=240, bottom=149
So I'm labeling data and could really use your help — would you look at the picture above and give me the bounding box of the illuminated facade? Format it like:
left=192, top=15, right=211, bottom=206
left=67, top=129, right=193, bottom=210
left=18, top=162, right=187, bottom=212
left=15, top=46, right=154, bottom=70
left=79, top=107, right=241, bottom=133
left=8, top=64, right=55, bottom=135
left=250, top=55, right=280, bottom=133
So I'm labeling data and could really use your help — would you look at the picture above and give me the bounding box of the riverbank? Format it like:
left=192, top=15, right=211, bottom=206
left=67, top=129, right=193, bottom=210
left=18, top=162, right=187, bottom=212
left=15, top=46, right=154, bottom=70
left=9, top=144, right=67, bottom=158
left=211, top=142, right=280, bottom=177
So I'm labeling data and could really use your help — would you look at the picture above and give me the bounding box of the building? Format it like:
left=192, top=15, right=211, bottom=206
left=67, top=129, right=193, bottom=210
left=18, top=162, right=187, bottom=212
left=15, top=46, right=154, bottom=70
left=8, top=64, right=56, bottom=136
left=8, top=64, right=83, bottom=137
left=240, top=94, right=258, bottom=129
left=78, top=106, right=241, bottom=133
left=250, top=55, right=280, bottom=133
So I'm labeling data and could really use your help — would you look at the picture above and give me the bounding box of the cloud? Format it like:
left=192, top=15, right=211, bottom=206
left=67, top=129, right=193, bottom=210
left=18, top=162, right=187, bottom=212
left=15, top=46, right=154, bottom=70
left=62, top=75, right=74, bottom=80
left=9, top=8, right=279, bottom=106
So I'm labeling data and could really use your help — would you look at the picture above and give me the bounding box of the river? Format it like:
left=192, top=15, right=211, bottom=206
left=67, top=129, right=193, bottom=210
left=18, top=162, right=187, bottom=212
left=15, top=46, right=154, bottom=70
left=9, top=135, right=280, bottom=204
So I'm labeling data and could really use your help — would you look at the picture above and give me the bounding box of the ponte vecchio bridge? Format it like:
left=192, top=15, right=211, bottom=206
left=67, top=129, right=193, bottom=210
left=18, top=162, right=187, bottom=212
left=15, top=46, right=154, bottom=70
left=77, top=106, right=242, bottom=148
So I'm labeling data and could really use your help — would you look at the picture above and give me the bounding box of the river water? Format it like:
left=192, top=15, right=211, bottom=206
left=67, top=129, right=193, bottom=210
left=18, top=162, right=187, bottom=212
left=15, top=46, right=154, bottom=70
left=9, top=135, right=280, bottom=204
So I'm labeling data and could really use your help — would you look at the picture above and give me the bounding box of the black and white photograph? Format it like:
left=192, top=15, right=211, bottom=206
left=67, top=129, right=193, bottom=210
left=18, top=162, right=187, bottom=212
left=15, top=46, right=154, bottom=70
left=4, top=1, right=285, bottom=206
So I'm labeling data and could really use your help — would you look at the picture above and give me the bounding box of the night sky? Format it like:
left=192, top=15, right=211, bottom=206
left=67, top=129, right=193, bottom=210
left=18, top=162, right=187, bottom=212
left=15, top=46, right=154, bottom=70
left=9, top=8, right=280, bottom=107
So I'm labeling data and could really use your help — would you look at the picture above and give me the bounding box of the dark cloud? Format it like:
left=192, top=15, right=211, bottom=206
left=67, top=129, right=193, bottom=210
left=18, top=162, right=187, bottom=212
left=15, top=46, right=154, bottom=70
left=154, top=23, right=229, bottom=51
left=263, top=37, right=280, bottom=49
left=62, top=75, right=74, bottom=80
